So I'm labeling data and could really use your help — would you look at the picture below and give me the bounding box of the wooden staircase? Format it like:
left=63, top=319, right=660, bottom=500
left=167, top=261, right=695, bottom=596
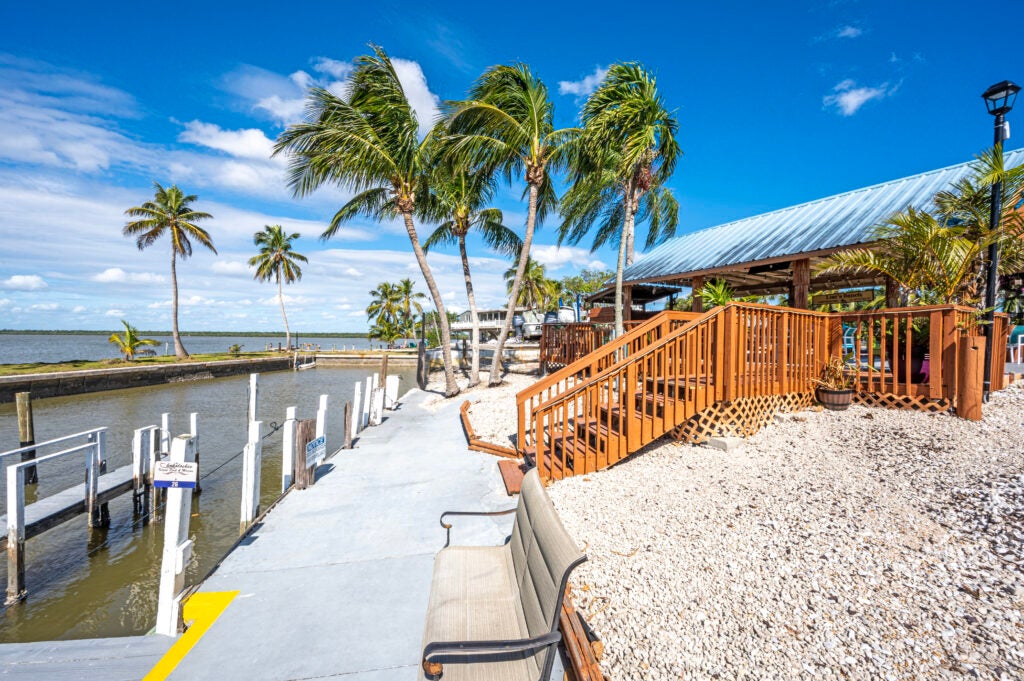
left=516, top=303, right=831, bottom=481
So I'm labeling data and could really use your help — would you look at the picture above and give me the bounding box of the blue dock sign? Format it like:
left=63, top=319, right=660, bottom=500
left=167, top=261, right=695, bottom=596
left=306, top=436, right=326, bottom=468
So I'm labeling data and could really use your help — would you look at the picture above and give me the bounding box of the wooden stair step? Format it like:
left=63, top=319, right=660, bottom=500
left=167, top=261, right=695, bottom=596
left=497, top=459, right=528, bottom=496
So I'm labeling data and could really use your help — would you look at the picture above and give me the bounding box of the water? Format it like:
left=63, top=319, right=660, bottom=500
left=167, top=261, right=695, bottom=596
left=0, top=333, right=381, bottom=365
left=0, top=365, right=415, bottom=642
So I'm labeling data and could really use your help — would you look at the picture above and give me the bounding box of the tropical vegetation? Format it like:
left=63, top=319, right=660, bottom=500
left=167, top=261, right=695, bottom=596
left=249, top=225, right=308, bottom=351
left=108, top=320, right=159, bottom=360
left=123, top=182, right=216, bottom=359
left=365, top=278, right=425, bottom=347
left=505, top=257, right=558, bottom=310
left=423, top=165, right=520, bottom=385
left=274, top=45, right=461, bottom=397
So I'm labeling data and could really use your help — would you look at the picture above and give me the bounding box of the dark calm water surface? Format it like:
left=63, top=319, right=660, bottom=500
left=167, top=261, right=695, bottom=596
left=0, top=333, right=379, bottom=365
left=0, top=365, right=415, bottom=642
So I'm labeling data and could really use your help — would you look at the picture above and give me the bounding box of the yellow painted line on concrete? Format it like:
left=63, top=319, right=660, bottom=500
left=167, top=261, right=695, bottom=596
left=143, top=591, right=239, bottom=681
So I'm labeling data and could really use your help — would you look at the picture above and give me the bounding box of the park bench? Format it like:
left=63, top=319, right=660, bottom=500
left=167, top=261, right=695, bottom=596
left=420, top=468, right=587, bottom=680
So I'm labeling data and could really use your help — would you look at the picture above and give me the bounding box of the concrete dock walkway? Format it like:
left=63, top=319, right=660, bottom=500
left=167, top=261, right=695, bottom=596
left=169, top=387, right=522, bottom=680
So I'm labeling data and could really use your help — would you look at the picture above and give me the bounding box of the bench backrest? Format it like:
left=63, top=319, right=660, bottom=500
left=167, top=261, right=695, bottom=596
left=509, top=468, right=587, bottom=675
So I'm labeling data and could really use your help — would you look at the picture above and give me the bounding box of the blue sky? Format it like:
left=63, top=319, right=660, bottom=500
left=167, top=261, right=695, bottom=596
left=1, top=0, right=1021, bottom=332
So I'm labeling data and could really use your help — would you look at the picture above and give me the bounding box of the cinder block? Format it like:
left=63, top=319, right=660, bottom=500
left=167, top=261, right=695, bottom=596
left=705, top=436, right=743, bottom=452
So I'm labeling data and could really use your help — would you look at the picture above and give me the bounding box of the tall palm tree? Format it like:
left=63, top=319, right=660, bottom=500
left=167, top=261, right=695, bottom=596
left=123, top=182, right=216, bottom=358
left=559, top=63, right=680, bottom=337
left=423, top=166, right=521, bottom=385
left=274, top=45, right=461, bottom=397
left=248, top=225, right=308, bottom=351
left=394, top=277, right=427, bottom=337
left=445, top=63, right=575, bottom=386
left=504, top=257, right=556, bottom=310
left=108, top=320, right=159, bottom=360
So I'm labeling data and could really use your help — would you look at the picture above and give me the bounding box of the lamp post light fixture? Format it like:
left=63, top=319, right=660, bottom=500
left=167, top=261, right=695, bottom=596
left=981, top=79, right=1020, bottom=401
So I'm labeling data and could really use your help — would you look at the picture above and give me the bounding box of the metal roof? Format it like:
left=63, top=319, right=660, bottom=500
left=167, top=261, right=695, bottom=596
left=623, top=149, right=1024, bottom=284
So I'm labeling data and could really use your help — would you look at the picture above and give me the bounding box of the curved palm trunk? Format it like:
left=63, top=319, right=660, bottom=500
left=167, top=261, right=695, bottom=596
left=458, top=235, right=481, bottom=386
left=170, top=250, right=188, bottom=358
left=488, top=183, right=539, bottom=386
left=403, top=212, right=459, bottom=397
left=278, top=276, right=292, bottom=350
left=625, top=221, right=636, bottom=267
left=614, top=187, right=639, bottom=338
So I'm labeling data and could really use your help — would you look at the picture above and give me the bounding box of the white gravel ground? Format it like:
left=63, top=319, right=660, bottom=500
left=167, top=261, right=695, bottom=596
left=420, top=368, right=1024, bottom=679
left=423, top=369, right=535, bottom=448
left=546, top=384, right=1024, bottom=680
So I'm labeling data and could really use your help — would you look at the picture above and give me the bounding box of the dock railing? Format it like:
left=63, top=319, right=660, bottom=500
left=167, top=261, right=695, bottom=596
left=4, top=427, right=108, bottom=604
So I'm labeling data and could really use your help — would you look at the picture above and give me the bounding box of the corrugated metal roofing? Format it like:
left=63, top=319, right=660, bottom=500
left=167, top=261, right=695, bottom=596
left=623, top=149, right=1024, bottom=283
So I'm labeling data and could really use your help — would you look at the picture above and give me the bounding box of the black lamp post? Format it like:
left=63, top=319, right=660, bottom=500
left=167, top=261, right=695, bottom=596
left=981, top=80, right=1020, bottom=401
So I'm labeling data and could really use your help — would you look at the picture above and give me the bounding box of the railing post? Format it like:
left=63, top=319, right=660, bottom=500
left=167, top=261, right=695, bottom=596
left=777, top=313, right=790, bottom=392
left=6, top=463, right=26, bottom=605
left=239, top=420, right=263, bottom=535
left=315, top=394, right=328, bottom=442
left=155, top=435, right=197, bottom=636
left=190, top=412, right=201, bottom=494
left=352, top=382, right=362, bottom=439
left=281, top=407, right=297, bottom=493
left=722, top=307, right=735, bottom=402
left=343, top=402, right=353, bottom=449
left=160, top=413, right=171, bottom=457
left=86, top=431, right=101, bottom=529
left=132, top=427, right=152, bottom=519
left=942, top=309, right=959, bottom=402
left=248, top=373, right=259, bottom=424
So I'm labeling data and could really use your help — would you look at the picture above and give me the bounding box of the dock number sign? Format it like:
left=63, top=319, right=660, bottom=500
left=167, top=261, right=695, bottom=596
left=154, top=461, right=199, bottom=489
left=306, top=436, right=326, bottom=468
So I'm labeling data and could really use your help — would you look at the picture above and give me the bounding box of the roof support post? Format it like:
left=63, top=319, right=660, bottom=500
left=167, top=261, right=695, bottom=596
left=623, top=285, right=633, bottom=322
left=789, top=259, right=810, bottom=309
left=885, top=276, right=900, bottom=308
left=691, top=275, right=704, bottom=313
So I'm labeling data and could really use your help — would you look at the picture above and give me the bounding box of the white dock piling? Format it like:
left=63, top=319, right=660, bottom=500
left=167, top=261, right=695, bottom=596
left=160, top=413, right=170, bottom=457
left=239, top=420, right=263, bottom=534
left=281, top=407, right=296, bottom=493
left=155, top=435, right=197, bottom=636
left=248, top=373, right=259, bottom=424
left=6, top=464, right=26, bottom=605
left=385, top=375, right=400, bottom=410
left=361, top=377, right=372, bottom=429
left=369, top=388, right=385, bottom=427
left=351, top=382, right=362, bottom=440
left=315, top=394, right=328, bottom=441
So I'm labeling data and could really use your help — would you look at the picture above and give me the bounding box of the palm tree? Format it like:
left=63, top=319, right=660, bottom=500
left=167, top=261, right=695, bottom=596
left=423, top=166, right=521, bottom=385
left=108, top=320, right=159, bottom=360
left=504, top=257, right=556, bottom=310
left=123, top=182, right=216, bottom=358
left=559, top=63, right=680, bottom=337
left=248, top=225, right=308, bottom=350
left=366, top=281, right=402, bottom=326
left=274, top=45, right=461, bottom=397
left=395, top=278, right=427, bottom=337
left=445, top=63, right=575, bottom=386
left=369, top=316, right=404, bottom=348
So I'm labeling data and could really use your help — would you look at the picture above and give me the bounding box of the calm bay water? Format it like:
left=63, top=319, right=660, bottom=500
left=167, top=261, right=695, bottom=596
left=0, top=333, right=381, bottom=365
left=0, top=365, right=415, bottom=642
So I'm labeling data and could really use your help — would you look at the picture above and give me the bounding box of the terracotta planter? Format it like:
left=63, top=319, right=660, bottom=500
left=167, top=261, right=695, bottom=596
left=816, top=387, right=854, bottom=411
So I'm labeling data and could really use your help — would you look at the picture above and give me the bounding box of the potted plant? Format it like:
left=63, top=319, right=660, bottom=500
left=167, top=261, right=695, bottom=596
left=812, top=356, right=856, bottom=411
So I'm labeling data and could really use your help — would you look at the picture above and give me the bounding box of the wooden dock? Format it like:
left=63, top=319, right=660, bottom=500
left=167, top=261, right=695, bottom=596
left=0, top=464, right=134, bottom=550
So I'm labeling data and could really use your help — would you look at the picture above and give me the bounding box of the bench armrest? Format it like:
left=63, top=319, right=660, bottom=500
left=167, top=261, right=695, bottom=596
left=421, top=631, right=561, bottom=679
left=439, top=508, right=516, bottom=548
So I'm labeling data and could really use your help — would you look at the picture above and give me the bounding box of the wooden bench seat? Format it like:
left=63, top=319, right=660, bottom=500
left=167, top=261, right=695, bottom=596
left=420, top=468, right=587, bottom=680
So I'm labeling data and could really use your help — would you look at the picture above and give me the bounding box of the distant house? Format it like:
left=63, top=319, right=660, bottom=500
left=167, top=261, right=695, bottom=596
left=451, top=307, right=536, bottom=339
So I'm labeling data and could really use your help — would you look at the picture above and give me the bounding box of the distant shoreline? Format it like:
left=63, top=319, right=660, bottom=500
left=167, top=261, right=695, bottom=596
left=0, top=330, right=368, bottom=338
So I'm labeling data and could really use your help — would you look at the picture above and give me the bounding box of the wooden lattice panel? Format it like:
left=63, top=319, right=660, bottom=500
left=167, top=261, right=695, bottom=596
left=673, top=392, right=813, bottom=444
left=854, top=391, right=950, bottom=413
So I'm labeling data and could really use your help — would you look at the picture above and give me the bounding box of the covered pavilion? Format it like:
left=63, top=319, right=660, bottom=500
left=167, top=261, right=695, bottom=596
left=590, top=149, right=1024, bottom=315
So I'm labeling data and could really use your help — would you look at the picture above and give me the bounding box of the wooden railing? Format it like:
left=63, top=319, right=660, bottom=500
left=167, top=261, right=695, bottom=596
left=539, top=321, right=642, bottom=372
left=525, top=303, right=829, bottom=480
left=518, top=310, right=704, bottom=453
left=831, top=305, right=1011, bottom=399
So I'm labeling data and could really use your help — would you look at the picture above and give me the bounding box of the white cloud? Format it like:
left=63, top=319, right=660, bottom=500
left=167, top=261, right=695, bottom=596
left=72, top=305, right=86, bottom=313
left=0, top=298, right=12, bottom=307
left=93, top=267, right=165, bottom=284
left=178, top=121, right=277, bottom=161
left=836, top=25, right=863, bottom=38
left=823, top=80, right=891, bottom=116
left=558, top=66, right=608, bottom=97
left=105, top=309, right=124, bottom=317
left=2, top=274, right=47, bottom=290
left=210, top=261, right=252, bottom=276
left=312, top=57, right=353, bottom=80
left=391, top=58, right=441, bottom=132
left=29, top=302, right=59, bottom=311
left=530, top=245, right=606, bottom=271
left=343, top=267, right=362, bottom=277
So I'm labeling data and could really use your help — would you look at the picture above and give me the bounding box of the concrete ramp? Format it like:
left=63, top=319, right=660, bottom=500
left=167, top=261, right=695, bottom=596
left=0, top=634, right=173, bottom=679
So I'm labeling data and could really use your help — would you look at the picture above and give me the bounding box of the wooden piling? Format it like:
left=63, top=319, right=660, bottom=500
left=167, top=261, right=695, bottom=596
left=343, top=402, right=353, bottom=450
left=15, top=392, right=37, bottom=485
left=294, top=419, right=316, bottom=490
left=380, top=352, right=389, bottom=383
left=957, top=336, right=984, bottom=421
